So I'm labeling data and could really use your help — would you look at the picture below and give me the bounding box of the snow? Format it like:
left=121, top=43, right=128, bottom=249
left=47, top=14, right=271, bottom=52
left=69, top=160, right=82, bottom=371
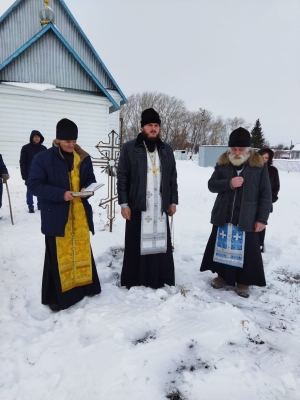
left=2, top=82, right=64, bottom=92
left=1, top=160, right=300, bottom=400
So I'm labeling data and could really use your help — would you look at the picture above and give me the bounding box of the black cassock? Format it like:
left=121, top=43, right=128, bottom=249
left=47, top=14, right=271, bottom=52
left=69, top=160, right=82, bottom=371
left=42, top=236, right=101, bottom=309
left=121, top=210, right=175, bottom=289
left=200, top=225, right=266, bottom=287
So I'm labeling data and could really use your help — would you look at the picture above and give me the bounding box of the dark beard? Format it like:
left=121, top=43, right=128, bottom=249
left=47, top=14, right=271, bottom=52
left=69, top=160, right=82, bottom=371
left=141, top=132, right=160, bottom=142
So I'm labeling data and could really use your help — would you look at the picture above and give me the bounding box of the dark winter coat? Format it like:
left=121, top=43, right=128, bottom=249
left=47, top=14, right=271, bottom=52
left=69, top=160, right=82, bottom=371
left=20, top=131, right=47, bottom=181
left=258, top=148, right=280, bottom=208
left=209, top=149, right=272, bottom=232
left=27, top=143, right=96, bottom=237
left=117, top=133, right=178, bottom=212
left=0, top=154, right=8, bottom=208
left=0, top=154, right=8, bottom=176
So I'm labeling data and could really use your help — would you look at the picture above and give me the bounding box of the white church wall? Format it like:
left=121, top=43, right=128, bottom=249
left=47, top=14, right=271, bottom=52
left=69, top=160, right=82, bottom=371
left=0, top=84, right=120, bottom=165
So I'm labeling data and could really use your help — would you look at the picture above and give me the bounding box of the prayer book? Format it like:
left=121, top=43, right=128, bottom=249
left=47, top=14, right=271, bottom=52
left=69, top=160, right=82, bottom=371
left=71, top=182, right=105, bottom=197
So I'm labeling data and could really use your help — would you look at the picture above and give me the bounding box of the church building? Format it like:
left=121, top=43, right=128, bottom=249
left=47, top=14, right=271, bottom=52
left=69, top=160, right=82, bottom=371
left=0, top=0, right=127, bottom=164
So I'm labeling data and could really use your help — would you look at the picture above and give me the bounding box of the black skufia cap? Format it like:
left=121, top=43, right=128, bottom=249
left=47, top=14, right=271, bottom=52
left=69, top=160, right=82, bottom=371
left=141, top=108, right=161, bottom=127
left=228, top=127, right=251, bottom=147
left=56, top=118, right=78, bottom=140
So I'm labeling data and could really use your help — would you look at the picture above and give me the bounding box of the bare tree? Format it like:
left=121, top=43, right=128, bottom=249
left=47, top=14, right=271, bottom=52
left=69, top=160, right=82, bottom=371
left=120, top=91, right=253, bottom=150
left=120, top=92, right=187, bottom=145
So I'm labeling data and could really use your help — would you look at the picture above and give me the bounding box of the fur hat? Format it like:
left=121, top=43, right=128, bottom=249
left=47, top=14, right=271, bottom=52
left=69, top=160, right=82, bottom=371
left=228, top=127, right=251, bottom=147
left=56, top=118, right=78, bottom=140
left=141, top=108, right=161, bottom=127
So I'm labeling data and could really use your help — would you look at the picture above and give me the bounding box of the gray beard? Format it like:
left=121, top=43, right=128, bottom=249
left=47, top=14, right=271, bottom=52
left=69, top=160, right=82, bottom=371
left=228, top=151, right=250, bottom=166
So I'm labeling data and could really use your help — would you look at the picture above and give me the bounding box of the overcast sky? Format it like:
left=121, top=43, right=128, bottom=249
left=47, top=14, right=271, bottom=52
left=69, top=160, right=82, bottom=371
left=1, top=0, right=299, bottom=146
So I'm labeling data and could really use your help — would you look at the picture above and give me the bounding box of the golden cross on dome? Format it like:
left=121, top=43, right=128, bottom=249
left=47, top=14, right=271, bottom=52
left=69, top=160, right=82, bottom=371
left=44, top=0, right=49, bottom=7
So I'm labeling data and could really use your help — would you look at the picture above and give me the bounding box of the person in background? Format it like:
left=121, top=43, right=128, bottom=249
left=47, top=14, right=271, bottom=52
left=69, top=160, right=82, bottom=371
left=27, top=119, right=101, bottom=312
left=0, top=154, right=10, bottom=219
left=200, top=128, right=272, bottom=298
left=20, top=130, right=47, bottom=213
left=257, top=148, right=280, bottom=252
left=117, top=108, right=178, bottom=290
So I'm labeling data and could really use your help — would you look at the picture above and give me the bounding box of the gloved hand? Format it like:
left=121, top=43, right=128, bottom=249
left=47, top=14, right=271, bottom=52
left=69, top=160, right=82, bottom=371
left=2, top=174, right=9, bottom=183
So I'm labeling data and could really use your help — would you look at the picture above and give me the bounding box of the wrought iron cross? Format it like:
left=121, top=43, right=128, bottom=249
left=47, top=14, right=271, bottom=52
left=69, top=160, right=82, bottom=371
left=92, top=130, right=120, bottom=232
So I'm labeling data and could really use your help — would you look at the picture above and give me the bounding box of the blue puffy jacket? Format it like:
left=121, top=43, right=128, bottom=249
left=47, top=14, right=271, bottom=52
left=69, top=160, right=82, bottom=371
left=27, top=143, right=96, bottom=237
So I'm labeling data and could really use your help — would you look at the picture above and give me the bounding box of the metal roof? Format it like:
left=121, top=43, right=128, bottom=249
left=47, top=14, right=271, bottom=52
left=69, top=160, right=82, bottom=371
left=0, top=23, right=120, bottom=110
left=291, top=144, right=300, bottom=151
left=0, top=0, right=127, bottom=107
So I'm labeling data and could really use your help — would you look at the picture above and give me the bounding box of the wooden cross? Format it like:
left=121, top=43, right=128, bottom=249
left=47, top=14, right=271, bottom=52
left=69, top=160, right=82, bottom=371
left=152, top=167, right=159, bottom=177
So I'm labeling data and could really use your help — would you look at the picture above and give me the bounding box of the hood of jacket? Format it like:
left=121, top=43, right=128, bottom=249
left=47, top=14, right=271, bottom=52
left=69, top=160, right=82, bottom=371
left=30, top=130, right=45, bottom=144
left=258, top=147, right=274, bottom=166
left=217, top=148, right=264, bottom=168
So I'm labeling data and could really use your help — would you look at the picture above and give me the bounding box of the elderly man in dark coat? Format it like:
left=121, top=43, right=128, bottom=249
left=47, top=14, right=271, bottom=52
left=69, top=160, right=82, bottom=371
left=0, top=154, right=10, bottom=217
left=27, top=119, right=101, bottom=311
left=20, top=130, right=47, bottom=213
left=200, top=127, right=272, bottom=298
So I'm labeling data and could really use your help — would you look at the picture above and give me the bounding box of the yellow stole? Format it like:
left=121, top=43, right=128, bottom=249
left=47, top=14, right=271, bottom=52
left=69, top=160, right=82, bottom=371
left=56, top=151, right=93, bottom=293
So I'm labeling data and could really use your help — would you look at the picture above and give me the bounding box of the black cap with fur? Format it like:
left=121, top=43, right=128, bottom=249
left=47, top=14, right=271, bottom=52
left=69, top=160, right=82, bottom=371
left=141, top=108, right=161, bottom=127
left=228, top=127, right=251, bottom=147
left=56, top=118, right=78, bottom=140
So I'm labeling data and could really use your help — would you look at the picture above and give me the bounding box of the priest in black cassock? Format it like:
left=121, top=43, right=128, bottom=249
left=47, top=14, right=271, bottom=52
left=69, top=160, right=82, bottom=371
left=117, top=108, right=178, bottom=289
left=200, top=128, right=272, bottom=298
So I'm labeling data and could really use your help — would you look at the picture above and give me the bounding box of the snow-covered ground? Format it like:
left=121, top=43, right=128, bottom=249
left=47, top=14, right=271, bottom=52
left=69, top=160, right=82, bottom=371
left=1, top=160, right=300, bottom=400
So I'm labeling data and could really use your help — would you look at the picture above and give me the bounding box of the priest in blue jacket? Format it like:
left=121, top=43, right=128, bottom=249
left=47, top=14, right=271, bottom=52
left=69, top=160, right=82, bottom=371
left=27, top=119, right=101, bottom=311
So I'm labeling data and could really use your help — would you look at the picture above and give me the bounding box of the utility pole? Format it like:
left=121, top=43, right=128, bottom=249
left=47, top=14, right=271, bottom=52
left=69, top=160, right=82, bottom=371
left=189, top=109, right=206, bottom=160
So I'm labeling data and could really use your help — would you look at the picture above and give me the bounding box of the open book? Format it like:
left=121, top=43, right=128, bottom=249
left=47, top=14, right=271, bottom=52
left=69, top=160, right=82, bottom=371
left=71, top=182, right=105, bottom=197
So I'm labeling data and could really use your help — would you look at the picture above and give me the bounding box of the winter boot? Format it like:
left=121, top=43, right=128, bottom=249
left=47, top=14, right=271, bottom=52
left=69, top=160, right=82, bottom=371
left=236, top=284, right=250, bottom=298
left=211, top=276, right=226, bottom=289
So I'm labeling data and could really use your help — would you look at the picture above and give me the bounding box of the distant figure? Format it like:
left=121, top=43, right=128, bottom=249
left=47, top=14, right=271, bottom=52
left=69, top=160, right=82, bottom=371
left=258, top=148, right=280, bottom=252
left=117, top=108, right=178, bottom=289
left=27, top=119, right=101, bottom=312
left=20, top=130, right=47, bottom=213
left=200, top=128, right=272, bottom=298
left=0, top=154, right=10, bottom=218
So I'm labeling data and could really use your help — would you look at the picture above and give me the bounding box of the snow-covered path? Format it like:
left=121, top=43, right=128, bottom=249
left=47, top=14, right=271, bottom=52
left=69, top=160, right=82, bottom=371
left=0, top=161, right=299, bottom=400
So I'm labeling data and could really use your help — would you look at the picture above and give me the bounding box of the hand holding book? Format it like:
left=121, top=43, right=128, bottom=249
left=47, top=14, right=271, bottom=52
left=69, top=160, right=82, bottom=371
left=71, top=182, right=105, bottom=197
